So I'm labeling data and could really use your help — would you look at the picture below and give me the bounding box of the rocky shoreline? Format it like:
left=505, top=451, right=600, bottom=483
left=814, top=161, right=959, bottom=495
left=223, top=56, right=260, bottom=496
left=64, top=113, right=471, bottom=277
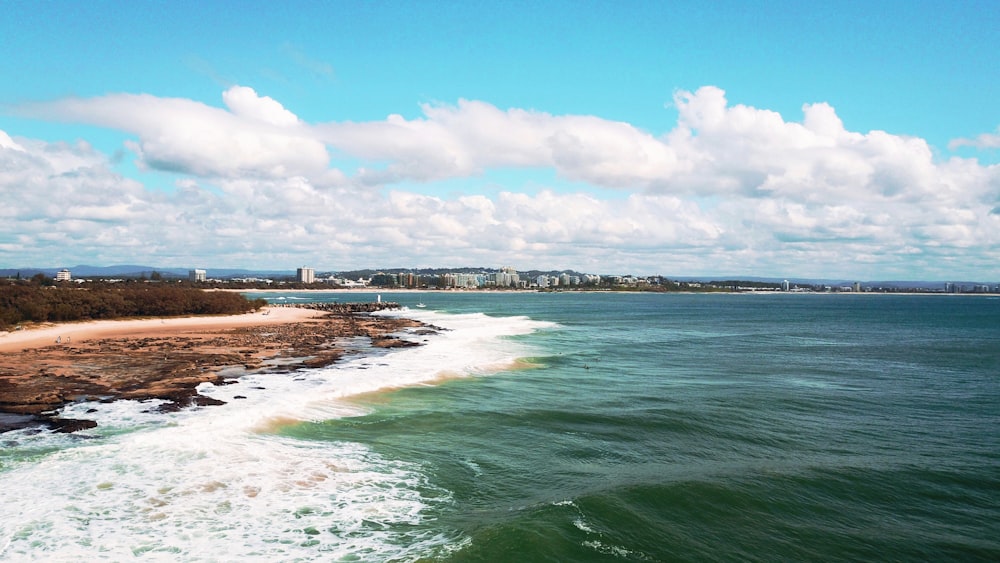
left=0, top=306, right=431, bottom=433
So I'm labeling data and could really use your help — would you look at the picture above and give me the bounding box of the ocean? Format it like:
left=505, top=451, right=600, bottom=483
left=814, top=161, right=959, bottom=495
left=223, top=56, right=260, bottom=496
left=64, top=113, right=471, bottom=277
left=1, top=292, right=998, bottom=561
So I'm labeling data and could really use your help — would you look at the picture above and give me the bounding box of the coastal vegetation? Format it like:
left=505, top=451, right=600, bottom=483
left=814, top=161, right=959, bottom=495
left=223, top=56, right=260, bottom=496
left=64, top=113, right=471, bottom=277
left=0, top=278, right=267, bottom=330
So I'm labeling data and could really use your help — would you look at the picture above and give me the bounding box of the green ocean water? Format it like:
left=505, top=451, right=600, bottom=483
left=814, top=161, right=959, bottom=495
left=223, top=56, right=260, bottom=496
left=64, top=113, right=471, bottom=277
left=287, top=292, right=1000, bottom=561
left=2, top=292, right=998, bottom=561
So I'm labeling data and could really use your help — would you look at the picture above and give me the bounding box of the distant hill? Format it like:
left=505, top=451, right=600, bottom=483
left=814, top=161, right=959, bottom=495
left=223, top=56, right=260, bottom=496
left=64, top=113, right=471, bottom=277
left=0, top=265, right=182, bottom=278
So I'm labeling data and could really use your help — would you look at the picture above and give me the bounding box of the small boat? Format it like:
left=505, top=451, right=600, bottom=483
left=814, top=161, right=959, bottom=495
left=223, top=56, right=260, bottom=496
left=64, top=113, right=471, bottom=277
left=415, top=303, right=426, bottom=308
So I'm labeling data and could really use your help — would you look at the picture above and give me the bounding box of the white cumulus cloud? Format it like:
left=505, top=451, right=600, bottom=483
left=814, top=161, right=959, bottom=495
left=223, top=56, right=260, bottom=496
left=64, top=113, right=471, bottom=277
left=3, top=84, right=1000, bottom=279
left=316, top=99, right=682, bottom=186
left=222, top=85, right=300, bottom=127
left=14, top=88, right=329, bottom=180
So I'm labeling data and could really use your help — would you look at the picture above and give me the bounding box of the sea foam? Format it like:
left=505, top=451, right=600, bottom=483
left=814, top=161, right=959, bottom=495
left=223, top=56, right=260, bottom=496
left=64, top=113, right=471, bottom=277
left=0, top=308, right=551, bottom=561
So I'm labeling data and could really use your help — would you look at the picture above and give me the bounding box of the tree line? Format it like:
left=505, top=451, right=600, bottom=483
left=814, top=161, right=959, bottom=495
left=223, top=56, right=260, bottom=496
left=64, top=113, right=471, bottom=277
left=0, top=279, right=268, bottom=329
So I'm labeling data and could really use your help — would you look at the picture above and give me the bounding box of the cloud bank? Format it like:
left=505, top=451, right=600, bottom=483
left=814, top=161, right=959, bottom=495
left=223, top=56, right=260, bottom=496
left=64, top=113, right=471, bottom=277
left=3, top=86, right=999, bottom=279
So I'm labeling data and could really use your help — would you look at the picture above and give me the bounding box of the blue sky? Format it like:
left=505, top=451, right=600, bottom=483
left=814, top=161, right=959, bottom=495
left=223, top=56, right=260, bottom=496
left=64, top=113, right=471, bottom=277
left=1, top=1, right=998, bottom=279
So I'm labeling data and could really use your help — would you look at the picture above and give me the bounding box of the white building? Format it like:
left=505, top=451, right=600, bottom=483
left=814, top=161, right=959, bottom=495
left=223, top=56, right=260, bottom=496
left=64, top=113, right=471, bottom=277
left=297, top=267, right=315, bottom=284
left=55, top=269, right=71, bottom=282
left=327, top=277, right=368, bottom=288
left=494, top=266, right=520, bottom=287
left=189, top=269, right=207, bottom=282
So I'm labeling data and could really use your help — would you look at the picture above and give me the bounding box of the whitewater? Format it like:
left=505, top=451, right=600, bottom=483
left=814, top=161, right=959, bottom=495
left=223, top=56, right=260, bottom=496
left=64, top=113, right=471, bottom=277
left=0, top=308, right=551, bottom=561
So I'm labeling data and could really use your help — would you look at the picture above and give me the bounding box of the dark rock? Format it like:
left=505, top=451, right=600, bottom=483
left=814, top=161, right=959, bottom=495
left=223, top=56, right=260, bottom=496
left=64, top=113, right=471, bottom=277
left=372, top=336, right=420, bottom=348
left=153, top=401, right=183, bottom=413
left=47, top=418, right=98, bottom=433
left=192, top=395, right=226, bottom=407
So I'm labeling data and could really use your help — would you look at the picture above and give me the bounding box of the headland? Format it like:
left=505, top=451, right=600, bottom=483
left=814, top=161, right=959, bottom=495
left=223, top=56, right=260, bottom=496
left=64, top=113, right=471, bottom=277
left=0, top=303, right=426, bottom=433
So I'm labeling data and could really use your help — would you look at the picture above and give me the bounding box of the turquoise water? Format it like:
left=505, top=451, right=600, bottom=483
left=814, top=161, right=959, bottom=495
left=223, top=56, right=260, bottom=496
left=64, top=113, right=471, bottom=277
left=2, top=292, right=998, bottom=561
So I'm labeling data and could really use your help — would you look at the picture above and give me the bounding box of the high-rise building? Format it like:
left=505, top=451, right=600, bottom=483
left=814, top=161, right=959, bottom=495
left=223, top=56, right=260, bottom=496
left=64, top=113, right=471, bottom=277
left=297, top=267, right=315, bottom=284
left=495, top=266, right=520, bottom=287
left=189, top=269, right=207, bottom=282
left=55, top=269, right=72, bottom=282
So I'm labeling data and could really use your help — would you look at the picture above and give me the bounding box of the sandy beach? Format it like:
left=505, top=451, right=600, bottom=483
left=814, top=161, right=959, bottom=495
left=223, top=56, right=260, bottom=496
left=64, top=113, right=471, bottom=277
left=0, top=305, right=426, bottom=432
left=0, top=305, right=322, bottom=353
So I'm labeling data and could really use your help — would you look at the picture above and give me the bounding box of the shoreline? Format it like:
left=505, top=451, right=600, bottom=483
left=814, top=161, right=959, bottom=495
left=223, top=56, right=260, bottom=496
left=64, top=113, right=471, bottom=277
left=0, top=305, right=427, bottom=433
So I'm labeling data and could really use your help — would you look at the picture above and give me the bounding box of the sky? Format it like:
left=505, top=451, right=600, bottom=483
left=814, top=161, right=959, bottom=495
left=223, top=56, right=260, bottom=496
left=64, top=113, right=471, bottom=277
left=1, top=0, right=998, bottom=280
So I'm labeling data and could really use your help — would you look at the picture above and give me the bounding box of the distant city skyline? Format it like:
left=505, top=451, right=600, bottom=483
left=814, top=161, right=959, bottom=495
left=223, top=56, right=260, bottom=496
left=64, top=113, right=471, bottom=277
left=1, top=1, right=998, bottom=280
left=8, top=263, right=997, bottom=290
left=13, top=263, right=998, bottom=293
